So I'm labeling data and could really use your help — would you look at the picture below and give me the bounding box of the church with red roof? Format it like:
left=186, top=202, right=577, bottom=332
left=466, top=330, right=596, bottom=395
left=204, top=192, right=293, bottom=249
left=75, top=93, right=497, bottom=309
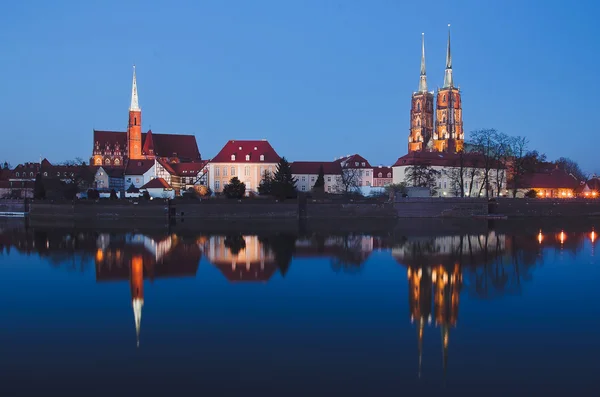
left=91, top=67, right=201, bottom=168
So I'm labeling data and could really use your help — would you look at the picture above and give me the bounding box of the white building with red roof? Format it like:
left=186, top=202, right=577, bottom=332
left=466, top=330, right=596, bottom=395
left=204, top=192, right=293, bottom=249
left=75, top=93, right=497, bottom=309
left=139, top=178, right=175, bottom=199
left=208, top=140, right=280, bottom=194
left=291, top=161, right=342, bottom=193
left=335, top=154, right=374, bottom=188
left=373, top=166, right=393, bottom=187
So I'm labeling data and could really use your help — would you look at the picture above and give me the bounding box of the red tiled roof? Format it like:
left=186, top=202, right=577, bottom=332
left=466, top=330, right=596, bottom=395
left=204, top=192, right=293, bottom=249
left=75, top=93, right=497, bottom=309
left=125, top=159, right=154, bottom=175
left=95, top=167, right=124, bottom=178
left=170, top=160, right=208, bottom=177
left=510, top=169, right=580, bottom=190
left=156, top=158, right=177, bottom=175
left=291, top=161, right=342, bottom=175
left=141, top=178, right=172, bottom=189
left=392, top=151, right=504, bottom=168
left=93, top=130, right=201, bottom=161
left=211, top=140, right=280, bottom=163
left=336, top=154, right=372, bottom=169
left=373, top=166, right=393, bottom=179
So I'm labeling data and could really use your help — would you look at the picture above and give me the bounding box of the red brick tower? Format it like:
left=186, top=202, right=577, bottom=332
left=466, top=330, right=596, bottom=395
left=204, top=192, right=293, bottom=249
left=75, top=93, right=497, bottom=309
left=408, top=33, right=435, bottom=153
left=433, top=25, right=464, bottom=153
left=128, top=66, right=143, bottom=160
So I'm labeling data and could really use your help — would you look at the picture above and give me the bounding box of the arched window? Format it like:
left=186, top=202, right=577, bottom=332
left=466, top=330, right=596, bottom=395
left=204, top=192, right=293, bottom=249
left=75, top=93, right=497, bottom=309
left=16, top=172, right=19, bottom=177
left=387, top=172, right=391, bottom=178
left=378, top=172, right=382, bottom=178
left=95, top=158, right=102, bottom=165
left=114, top=158, right=120, bottom=165
left=417, top=102, right=421, bottom=112
left=443, top=95, right=446, bottom=102
left=442, top=115, right=446, bottom=123
left=260, top=155, right=264, bottom=161
left=245, top=155, right=250, bottom=161
left=231, top=154, right=236, bottom=161
left=57, top=172, right=60, bottom=176
left=43, top=172, right=47, bottom=177
left=134, top=117, right=137, bottom=125
left=417, top=119, right=421, bottom=127
left=105, top=158, right=111, bottom=165
left=30, top=172, right=33, bottom=177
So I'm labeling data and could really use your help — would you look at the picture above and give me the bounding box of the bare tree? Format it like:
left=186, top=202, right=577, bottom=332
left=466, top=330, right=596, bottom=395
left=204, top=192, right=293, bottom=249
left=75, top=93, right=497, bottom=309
left=493, top=132, right=510, bottom=197
left=555, top=157, right=587, bottom=181
left=469, top=129, right=498, bottom=198
left=507, top=136, right=529, bottom=198
left=337, top=168, right=360, bottom=195
left=404, top=164, right=440, bottom=196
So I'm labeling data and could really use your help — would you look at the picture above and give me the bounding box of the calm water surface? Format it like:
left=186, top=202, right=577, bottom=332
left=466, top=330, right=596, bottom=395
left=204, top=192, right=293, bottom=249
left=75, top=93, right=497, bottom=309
left=0, top=220, right=599, bottom=396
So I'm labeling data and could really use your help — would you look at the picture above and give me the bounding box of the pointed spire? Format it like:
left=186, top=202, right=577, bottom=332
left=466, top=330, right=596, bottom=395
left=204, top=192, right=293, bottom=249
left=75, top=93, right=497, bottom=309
left=443, top=25, right=454, bottom=88
left=130, top=65, right=140, bottom=112
left=142, top=129, right=155, bottom=156
left=418, top=33, right=428, bottom=93
left=133, top=298, right=143, bottom=347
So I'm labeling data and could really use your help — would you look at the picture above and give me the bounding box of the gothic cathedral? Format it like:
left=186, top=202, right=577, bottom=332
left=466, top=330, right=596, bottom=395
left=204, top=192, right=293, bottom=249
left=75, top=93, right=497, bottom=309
left=408, top=26, right=463, bottom=154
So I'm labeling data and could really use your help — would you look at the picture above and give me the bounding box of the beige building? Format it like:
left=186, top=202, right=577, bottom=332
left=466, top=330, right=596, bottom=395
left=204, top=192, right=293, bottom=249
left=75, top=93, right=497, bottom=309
left=208, top=140, right=280, bottom=194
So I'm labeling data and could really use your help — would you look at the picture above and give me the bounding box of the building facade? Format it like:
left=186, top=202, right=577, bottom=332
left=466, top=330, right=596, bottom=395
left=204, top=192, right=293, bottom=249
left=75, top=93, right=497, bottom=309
left=91, top=66, right=201, bottom=167
left=372, top=166, right=393, bottom=187
left=409, top=27, right=464, bottom=154
left=291, top=161, right=342, bottom=193
left=209, top=140, right=280, bottom=194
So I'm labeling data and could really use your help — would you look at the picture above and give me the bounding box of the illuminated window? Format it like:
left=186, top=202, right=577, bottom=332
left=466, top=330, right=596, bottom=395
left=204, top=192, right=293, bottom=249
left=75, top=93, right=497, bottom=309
left=260, top=155, right=264, bottom=161
left=43, top=172, right=47, bottom=177
left=378, top=172, right=382, bottom=178
left=231, top=154, right=236, bottom=161
left=245, top=155, right=250, bottom=161
left=105, top=158, right=110, bottom=165
left=114, top=158, right=120, bottom=165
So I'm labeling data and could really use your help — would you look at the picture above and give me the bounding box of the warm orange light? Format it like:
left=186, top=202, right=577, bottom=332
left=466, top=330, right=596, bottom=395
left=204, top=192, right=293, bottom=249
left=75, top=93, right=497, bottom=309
left=559, top=231, right=566, bottom=244
left=537, top=191, right=543, bottom=196
left=591, top=231, right=596, bottom=244
left=95, top=248, right=104, bottom=262
left=593, top=191, right=598, bottom=197
left=562, top=191, right=566, bottom=196
left=585, top=192, right=590, bottom=196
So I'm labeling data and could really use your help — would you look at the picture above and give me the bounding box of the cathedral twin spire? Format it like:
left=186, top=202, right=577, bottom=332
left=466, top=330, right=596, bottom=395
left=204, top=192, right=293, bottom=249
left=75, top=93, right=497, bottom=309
left=418, top=24, right=453, bottom=92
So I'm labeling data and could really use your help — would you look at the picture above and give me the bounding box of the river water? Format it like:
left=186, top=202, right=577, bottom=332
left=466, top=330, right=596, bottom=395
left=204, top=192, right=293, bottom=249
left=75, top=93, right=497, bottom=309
left=0, top=220, right=598, bottom=396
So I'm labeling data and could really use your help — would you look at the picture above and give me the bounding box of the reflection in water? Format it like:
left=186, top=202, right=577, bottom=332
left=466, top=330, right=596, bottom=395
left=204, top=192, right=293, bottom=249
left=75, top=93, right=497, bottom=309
left=0, top=222, right=598, bottom=383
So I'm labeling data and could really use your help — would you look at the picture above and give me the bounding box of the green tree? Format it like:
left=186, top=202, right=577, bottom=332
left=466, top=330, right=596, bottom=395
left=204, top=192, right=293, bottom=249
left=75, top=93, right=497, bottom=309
left=258, top=170, right=273, bottom=195
left=312, top=165, right=325, bottom=193
left=223, top=177, right=246, bottom=199
left=33, top=173, right=46, bottom=200
left=272, top=157, right=297, bottom=200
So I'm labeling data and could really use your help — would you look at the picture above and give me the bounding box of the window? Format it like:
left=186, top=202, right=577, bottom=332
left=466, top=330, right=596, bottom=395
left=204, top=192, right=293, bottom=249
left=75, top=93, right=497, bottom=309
left=134, top=117, right=137, bottom=125
left=360, top=170, right=363, bottom=176
left=311, top=176, right=315, bottom=182
left=223, top=167, right=227, bottom=177
left=105, top=158, right=110, bottom=165
left=16, top=172, right=19, bottom=177
left=387, top=172, right=391, bottom=178
left=216, top=181, right=220, bottom=190
left=44, top=172, right=48, bottom=177
left=378, top=172, right=382, bottom=178
left=366, top=181, right=370, bottom=186
left=355, top=162, right=359, bottom=166
left=30, top=172, right=33, bottom=177
left=231, top=167, right=235, bottom=176
left=443, top=95, right=446, bottom=102
left=444, top=182, right=447, bottom=189
left=216, top=167, right=220, bottom=176
left=127, top=178, right=131, bottom=182
left=301, top=185, right=306, bottom=191
left=327, top=176, right=331, bottom=182
left=366, top=171, right=369, bottom=176
left=95, top=158, right=102, bottom=165
left=417, top=119, right=421, bottom=127
left=244, top=166, right=250, bottom=176
left=231, top=154, right=236, bottom=161
left=328, top=186, right=332, bottom=192
left=361, top=162, right=365, bottom=166
left=438, top=182, right=441, bottom=188
left=417, top=102, right=421, bottom=111
left=57, top=172, right=60, bottom=176
left=115, top=158, right=120, bottom=165
left=260, top=155, right=264, bottom=161
left=245, top=155, right=250, bottom=161
left=302, top=176, right=306, bottom=182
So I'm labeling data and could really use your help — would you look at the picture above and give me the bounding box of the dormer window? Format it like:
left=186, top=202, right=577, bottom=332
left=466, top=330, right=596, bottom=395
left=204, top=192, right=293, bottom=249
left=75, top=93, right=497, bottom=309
left=246, top=155, right=250, bottom=161
left=378, top=172, right=382, bottom=178
left=361, top=162, right=365, bottom=166
left=57, top=172, right=61, bottom=176
left=231, top=154, right=236, bottom=161
left=44, top=172, right=48, bottom=177
left=16, top=172, right=19, bottom=177
left=30, top=172, right=33, bottom=177
left=355, top=162, right=359, bottom=166
left=387, top=172, right=391, bottom=178
left=260, top=155, right=264, bottom=161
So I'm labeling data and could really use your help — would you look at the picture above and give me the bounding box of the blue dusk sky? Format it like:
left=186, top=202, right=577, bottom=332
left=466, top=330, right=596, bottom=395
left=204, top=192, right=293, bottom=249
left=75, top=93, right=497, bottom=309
left=1, top=0, right=598, bottom=172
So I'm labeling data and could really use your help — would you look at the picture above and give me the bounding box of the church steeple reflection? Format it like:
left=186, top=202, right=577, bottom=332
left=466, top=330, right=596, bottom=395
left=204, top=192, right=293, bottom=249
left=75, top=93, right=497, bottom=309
left=130, top=255, right=144, bottom=347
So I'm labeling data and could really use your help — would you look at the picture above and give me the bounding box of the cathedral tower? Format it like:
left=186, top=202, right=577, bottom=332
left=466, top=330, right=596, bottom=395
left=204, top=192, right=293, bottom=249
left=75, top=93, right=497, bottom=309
left=433, top=26, right=464, bottom=153
left=408, top=34, right=435, bottom=153
left=128, top=66, right=143, bottom=160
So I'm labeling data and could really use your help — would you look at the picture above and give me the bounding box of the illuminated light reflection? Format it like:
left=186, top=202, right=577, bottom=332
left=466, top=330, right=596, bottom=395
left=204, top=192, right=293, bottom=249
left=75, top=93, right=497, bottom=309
left=538, top=231, right=543, bottom=244
left=591, top=230, right=596, bottom=244
left=559, top=231, right=566, bottom=245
